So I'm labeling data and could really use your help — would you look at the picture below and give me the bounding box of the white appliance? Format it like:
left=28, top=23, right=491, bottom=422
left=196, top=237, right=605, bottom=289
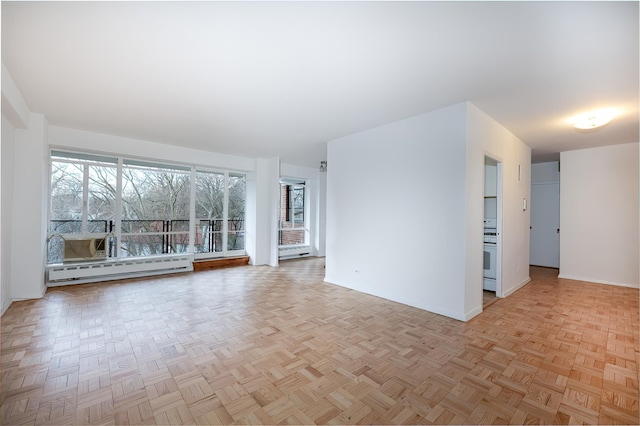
left=483, top=218, right=497, bottom=229
left=483, top=220, right=497, bottom=291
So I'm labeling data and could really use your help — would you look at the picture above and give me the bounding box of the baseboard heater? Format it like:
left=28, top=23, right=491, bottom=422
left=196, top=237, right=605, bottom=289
left=47, top=254, right=193, bottom=287
left=279, top=245, right=312, bottom=259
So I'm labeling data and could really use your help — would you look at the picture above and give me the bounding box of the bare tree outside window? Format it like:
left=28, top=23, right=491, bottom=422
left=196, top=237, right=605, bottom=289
left=228, top=173, right=246, bottom=251
left=121, top=165, right=190, bottom=257
left=48, top=161, right=84, bottom=263
left=195, top=171, right=224, bottom=253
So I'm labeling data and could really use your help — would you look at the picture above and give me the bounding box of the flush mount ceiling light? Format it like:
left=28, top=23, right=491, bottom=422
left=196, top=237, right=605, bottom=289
left=572, top=109, right=616, bottom=130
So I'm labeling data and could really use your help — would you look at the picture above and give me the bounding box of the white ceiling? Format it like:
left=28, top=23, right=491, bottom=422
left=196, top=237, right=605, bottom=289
left=2, top=1, right=638, bottom=167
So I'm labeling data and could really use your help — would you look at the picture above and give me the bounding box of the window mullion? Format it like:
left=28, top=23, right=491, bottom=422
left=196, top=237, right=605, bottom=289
left=114, top=158, right=123, bottom=258
left=82, top=164, right=89, bottom=233
left=189, top=167, right=196, bottom=255
left=288, top=186, right=294, bottom=226
left=222, top=172, right=229, bottom=254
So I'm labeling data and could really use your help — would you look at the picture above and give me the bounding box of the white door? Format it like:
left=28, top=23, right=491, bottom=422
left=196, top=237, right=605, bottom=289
left=530, top=183, right=560, bottom=267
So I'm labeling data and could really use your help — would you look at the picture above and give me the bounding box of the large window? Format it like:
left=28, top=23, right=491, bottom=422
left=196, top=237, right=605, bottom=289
left=279, top=180, right=307, bottom=246
left=48, top=151, right=246, bottom=263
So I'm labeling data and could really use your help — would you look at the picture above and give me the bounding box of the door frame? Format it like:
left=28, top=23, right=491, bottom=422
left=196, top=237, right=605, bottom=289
left=484, top=155, right=503, bottom=298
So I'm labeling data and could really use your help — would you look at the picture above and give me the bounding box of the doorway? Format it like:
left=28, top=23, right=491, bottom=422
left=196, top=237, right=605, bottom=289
left=483, top=156, right=502, bottom=306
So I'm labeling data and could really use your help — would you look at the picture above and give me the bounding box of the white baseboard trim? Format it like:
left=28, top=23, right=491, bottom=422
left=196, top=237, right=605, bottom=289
left=1, top=299, right=12, bottom=316
left=502, top=276, right=531, bottom=298
left=323, top=276, right=467, bottom=322
left=464, top=306, right=483, bottom=321
left=10, top=285, right=47, bottom=303
left=558, top=274, right=639, bottom=289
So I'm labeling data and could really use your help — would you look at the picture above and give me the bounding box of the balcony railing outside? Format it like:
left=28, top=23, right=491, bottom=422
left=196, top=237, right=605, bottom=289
left=48, top=219, right=245, bottom=263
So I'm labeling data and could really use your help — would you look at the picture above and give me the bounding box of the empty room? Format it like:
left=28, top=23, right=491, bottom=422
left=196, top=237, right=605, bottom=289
left=1, top=2, right=638, bottom=425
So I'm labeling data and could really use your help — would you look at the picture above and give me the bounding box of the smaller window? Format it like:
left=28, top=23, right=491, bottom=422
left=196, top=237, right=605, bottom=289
left=286, top=185, right=305, bottom=223
left=279, top=180, right=306, bottom=247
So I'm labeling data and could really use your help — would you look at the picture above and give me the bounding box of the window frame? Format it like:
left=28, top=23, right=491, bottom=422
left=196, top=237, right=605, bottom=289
left=48, top=152, right=119, bottom=263
left=47, top=150, right=247, bottom=264
left=278, top=179, right=308, bottom=247
left=119, top=161, right=192, bottom=258
left=192, top=168, right=246, bottom=260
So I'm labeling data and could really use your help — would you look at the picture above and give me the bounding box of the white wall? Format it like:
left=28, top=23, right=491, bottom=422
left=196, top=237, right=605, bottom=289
left=317, top=171, right=327, bottom=257
left=11, top=113, right=49, bottom=300
left=326, top=103, right=469, bottom=320
left=1, top=116, right=16, bottom=314
left=1, top=63, right=30, bottom=129
left=325, top=102, right=532, bottom=321
left=560, top=143, right=639, bottom=288
left=466, top=104, right=532, bottom=317
left=2, top=64, right=34, bottom=308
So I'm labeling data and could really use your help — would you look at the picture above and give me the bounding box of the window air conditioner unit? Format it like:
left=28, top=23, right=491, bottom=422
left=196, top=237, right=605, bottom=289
left=63, top=235, right=108, bottom=263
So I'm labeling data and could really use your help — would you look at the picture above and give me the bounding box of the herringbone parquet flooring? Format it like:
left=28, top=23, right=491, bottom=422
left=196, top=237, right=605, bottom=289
left=1, top=258, right=638, bottom=425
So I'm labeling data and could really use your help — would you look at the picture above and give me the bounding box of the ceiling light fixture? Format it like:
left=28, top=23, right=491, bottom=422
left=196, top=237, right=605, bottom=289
left=572, top=109, right=616, bottom=130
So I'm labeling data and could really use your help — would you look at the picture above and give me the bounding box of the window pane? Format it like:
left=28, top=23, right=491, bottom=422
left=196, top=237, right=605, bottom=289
left=47, top=238, right=64, bottom=264
left=228, top=218, right=245, bottom=232
left=195, top=219, right=223, bottom=253
left=170, top=220, right=190, bottom=232
left=228, top=231, right=245, bottom=251
left=50, top=161, right=83, bottom=226
left=88, top=164, right=117, bottom=233
left=195, top=171, right=227, bottom=255
left=228, top=173, right=246, bottom=248
left=121, top=219, right=165, bottom=234
left=229, top=173, right=246, bottom=224
left=292, top=187, right=304, bottom=209
left=50, top=220, right=82, bottom=235
left=169, top=233, right=190, bottom=254
left=122, top=167, right=190, bottom=223
left=121, top=164, right=190, bottom=257
left=120, top=233, right=189, bottom=257
left=120, top=234, right=163, bottom=257
left=195, top=171, right=224, bottom=220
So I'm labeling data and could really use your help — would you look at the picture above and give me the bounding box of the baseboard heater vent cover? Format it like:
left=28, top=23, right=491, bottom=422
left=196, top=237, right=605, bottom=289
left=47, top=255, right=193, bottom=286
left=278, top=245, right=312, bottom=259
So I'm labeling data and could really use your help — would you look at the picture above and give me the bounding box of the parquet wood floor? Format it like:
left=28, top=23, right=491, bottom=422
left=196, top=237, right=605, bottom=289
left=1, top=259, right=638, bottom=425
left=482, top=291, right=497, bottom=309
